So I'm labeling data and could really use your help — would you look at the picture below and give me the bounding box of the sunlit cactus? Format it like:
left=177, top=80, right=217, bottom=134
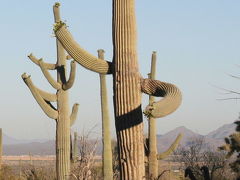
left=98, top=49, right=113, bottom=180
left=22, top=3, right=78, bottom=180
left=145, top=52, right=182, bottom=179
left=53, top=1, right=182, bottom=179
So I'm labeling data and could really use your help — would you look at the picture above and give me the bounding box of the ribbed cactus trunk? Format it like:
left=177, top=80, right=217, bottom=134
left=55, top=38, right=71, bottom=180
left=148, top=52, right=158, bottom=179
left=112, top=0, right=145, bottom=179
left=98, top=50, right=113, bottom=180
left=0, top=128, right=2, bottom=171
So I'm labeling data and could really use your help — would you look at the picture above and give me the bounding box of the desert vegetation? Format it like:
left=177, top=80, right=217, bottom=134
left=1, top=1, right=239, bottom=180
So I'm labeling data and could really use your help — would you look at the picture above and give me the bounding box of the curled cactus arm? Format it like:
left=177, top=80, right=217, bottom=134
left=39, top=60, right=61, bottom=90
left=54, top=22, right=113, bottom=74
left=62, top=61, right=76, bottom=90
left=28, top=54, right=56, bottom=70
left=141, top=78, right=182, bottom=118
left=157, top=133, right=182, bottom=160
left=70, top=103, right=79, bottom=126
left=22, top=73, right=58, bottom=119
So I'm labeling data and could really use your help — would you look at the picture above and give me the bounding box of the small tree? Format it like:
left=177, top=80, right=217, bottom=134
left=174, top=137, right=226, bottom=180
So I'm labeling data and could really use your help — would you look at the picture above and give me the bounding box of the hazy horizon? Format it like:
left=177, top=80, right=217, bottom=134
left=1, top=1, right=240, bottom=140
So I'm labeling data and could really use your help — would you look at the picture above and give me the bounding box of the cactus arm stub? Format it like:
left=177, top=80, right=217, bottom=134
left=38, top=60, right=61, bottom=90
left=22, top=73, right=58, bottom=119
left=70, top=103, right=79, bottom=126
left=28, top=53, right=56, bottom=70
left=54, top=22, right=113, bottom=75
left=141, top=78, right=182, bottom=118
left=62, top=61, right=76, bottom=90
left=157, top=133, right=182, bottom=160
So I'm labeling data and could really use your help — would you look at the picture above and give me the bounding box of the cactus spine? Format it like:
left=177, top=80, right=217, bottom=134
left=0, top=128, right=2, bottom=171
left=98, top=49, right=113, bottom=180
left=146, top=52, right=182, bottom=179
left=22, top=3, right=78, bottom=180
left=53, top=0, right=182, bottom=179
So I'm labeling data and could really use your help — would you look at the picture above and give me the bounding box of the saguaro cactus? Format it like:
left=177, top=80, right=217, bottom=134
left=0, top=128, right=2, bottom=171
left=53, top=0, right=182, bottom=179
left=72, top=132, right=78, bottom=163
left=98, top=49, right=113, bottom=180
left=146, top=52, right=182, bottom=179
left=22, top=3, right=78, bottom=180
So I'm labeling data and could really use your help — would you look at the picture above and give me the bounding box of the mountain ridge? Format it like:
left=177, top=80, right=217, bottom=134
left=2, top=123, right=237, bottom=155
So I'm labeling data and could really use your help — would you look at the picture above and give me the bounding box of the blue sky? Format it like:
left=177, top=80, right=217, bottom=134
left=1, top=0, right=240, bottom=139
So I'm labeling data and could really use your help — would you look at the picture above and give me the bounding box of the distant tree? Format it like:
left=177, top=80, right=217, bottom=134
left=174, top=137, right=226, bottom=180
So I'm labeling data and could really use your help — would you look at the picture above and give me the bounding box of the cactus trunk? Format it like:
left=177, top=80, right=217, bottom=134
left=0, top=128, right=2, bottom=171
left=98, top=50, right=113, bottom=180
left=148, top=52, right=158, bottom=179
left=113, top=0, right=145, bottom=179
left=55, top=6, right=71, bottom=179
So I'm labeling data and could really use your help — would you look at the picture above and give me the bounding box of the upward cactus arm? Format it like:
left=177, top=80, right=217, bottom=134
left=36, top=87, right=57, bottom=102
left=21, top=73, right=58, bottom=119
left=38, top=60, right=61, bottom=90
left=54, top=23, right=113, bottom=74
left=70, top=103, right=79, bottom=126
left=28, top=54, right=56, bottom=70
left=141, top=78, right=182, bottom=118
left=62, top=61, right=76, bottom=90
left=157, top=133, right=182, bottom=160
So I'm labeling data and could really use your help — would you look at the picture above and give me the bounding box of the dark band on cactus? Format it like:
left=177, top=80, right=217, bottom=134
left=54, top=23, right=113, bottom=74
left=22, top=73, right=58, bottom=119
left=141, top=78, right=182, bottom=118
left=28, top=53, right=57, bottom=70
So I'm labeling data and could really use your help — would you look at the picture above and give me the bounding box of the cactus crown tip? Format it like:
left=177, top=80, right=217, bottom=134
left=53, top=21, right=65, bottom=32
left=98, top=49, right=105, bottom=53
left=54, top=2, right=60, bottom=7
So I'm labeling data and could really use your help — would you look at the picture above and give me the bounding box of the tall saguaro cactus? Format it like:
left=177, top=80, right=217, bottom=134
left=53, top=0, right=182, bottom=179
left=146, top=52, right=182, bottom=179
left=98, top=49, right=113, bottom=180
left=0, top=128, right=2, bottom=171
left=22, top=3, right=78, bottom=180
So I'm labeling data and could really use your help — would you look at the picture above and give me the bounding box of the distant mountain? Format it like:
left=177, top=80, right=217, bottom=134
left=157, top=124, right=236, bottom=152
left=206, top=123, right=236, bottom=140
left=3, top=133, right=50, bottom=145
left=3, top=141, right=55, bottom=155
left=157, top=126, right=203, bottom=152
left=2, top=123, right=237, bottom=155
